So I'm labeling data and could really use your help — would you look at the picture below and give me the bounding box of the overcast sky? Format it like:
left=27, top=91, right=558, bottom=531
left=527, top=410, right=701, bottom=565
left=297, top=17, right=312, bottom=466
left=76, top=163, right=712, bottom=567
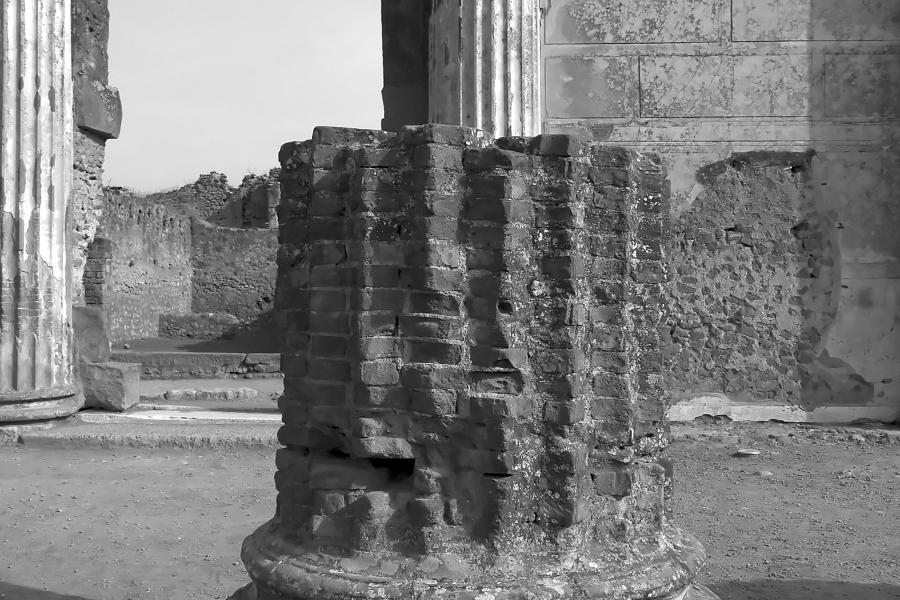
left=104, top=0, right=384, bottom=193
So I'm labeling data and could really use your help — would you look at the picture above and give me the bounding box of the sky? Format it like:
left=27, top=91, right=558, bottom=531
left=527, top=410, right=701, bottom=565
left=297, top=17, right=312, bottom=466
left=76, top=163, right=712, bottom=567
left=105, top=0, right=384, bottom=193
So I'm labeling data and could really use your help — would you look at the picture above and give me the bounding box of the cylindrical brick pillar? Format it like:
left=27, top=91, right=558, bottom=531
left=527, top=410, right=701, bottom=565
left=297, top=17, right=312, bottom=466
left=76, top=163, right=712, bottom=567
left=234, top=126, right=718, bottom=600
left=429, top=0, right=542, bottom=138
left=0, top=0, right=81, bottom=421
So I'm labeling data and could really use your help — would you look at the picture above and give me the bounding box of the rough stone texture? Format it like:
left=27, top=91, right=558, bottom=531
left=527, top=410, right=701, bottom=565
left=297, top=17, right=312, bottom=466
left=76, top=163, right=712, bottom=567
left=732, top=0, right=900, bottom=41
left=97, top=190, right=193, bottom=342
left=239, top=126, right=707, bottom=599
left=381, top=0, right=430, bottom=131
left=109, top=350, right=280, bottom=380
left=543, top=0, right=900, bottom=419
left=545, top=0, right=724, bottom=44
left=159, top=313, right=241, bottom=340
left=83, top=236, right=112, bottom=307
left=191, top=221, right=279, bottom=324
left=72, top=306, right=112, bottom=364
left=72, top=128, right=107, bottom=305
left=81, top=362, right=141, bottom=412
left=145, top=172, right=234, bottom=220
left=662, top=152, right=868, bottom=409
left=71, top=0, right=120, bottom=306
left=207, top=170, right=282, bottom=229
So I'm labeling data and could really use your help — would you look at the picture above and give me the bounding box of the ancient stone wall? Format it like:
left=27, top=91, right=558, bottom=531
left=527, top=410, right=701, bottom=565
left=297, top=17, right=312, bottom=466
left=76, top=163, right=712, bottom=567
left=71, top=0, right=121, bottom=305
left=269, top=125, right=677, bottom=572
left=191, top=221, right=279, bottom=324
left=96, top=190, right=192, bottom=342
left=144, top=172, right=234, bottom=220
left=543, top=0, right=900, bottom=417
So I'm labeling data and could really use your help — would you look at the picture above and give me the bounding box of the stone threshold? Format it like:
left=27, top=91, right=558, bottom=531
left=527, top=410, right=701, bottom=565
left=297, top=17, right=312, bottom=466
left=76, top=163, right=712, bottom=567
left=668, top=394, right=900, bottom=424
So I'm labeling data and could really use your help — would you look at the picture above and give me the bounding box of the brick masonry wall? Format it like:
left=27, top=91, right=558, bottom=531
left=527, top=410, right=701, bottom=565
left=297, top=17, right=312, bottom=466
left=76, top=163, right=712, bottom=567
left=71, top=0, right=116, bottom=305
left=543, top=0, right=900, bottom=413
left=190, top=221, right=279, bottom=324
left=272, top=125, right=675, bottom=571
left=83, top=237, right=112, bottom=307
left=97, top=190, right=192, bottom=342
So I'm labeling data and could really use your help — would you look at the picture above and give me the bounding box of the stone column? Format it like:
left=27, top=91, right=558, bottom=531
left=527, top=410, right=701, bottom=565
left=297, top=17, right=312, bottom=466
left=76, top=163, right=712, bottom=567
left=0, top=0, right=81, bottom=421
left=235, top=125, right=718, bottom=600
left=429, top=0, right=542, bottom=138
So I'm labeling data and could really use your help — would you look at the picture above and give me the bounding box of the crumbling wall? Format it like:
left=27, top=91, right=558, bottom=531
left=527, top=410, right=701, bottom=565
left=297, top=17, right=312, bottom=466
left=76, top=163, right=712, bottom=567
left=190, top=221, right=278, bottom=324
left=97, top=190, right=192, bottom=342
left=71, top=0, right=121, bottom=305
left=273, top=125, right=673, bottom=565
left=144, top=172, right=234, bottom=220
left=209, top=169, right=281, bottom=228
left=543, top=0, right=900, bottom=417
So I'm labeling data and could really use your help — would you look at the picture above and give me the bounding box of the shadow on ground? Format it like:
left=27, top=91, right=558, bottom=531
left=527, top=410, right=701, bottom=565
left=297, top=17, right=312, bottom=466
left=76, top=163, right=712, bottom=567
left=712, top=579, right=900, bottom=600
left=0, top=582, right=93, bottom=600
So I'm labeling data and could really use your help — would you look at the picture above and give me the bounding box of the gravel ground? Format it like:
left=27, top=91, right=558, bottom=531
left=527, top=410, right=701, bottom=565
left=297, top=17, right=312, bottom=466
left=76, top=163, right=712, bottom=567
left=0, top=422, right=898, bottom=600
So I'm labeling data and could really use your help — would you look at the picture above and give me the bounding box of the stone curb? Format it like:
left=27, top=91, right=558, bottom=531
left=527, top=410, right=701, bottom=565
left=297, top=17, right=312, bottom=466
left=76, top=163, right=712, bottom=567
left=1, top=416, right=280, bottom=450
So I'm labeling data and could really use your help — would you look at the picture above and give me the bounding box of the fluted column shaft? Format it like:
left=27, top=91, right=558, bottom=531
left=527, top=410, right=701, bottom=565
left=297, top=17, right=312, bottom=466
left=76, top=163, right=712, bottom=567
left=0, top=0, right=80, bottom=421
left=428, top=0, right=542, bottom=138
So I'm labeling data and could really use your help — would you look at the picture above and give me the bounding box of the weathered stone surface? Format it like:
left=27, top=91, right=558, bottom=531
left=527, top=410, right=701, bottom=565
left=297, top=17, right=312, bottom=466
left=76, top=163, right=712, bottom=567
left=74, top=77, right=122, bottom=139
left=95, top=190, right=193, bottom=342
left=640, top=55, right=810, bottom=118
left=73, top=306, right=112, bottom=363
left=191, top=221, right=278, bottom=324
left=428, top=0, right=542, bottom=137
left=110, top=351, right=247, bottom=380
left=546, top=0, right=723, bottom=43
left=824, top=53, right=900, bottom=117
left=732, top=0, right=900, bottom=41
left=238, top=127, right=709, bottom=599
left=82, top=362, right=141, bottom=412
left=545, top=56, right=638, bottom=118
left=1, top=0, right=80, bottom=421
left=159, top=312, right=240, bottom=339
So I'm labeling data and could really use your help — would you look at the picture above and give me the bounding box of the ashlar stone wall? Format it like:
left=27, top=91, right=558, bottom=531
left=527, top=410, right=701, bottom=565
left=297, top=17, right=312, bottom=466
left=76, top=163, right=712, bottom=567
left=543, top=0, right=900, bottom=417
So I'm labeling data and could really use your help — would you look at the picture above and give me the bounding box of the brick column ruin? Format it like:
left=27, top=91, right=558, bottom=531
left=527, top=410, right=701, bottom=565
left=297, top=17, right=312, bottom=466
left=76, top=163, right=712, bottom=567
left=429, top=0, right=542, bottom=138
left=0, top=0, right=82, bottom=421
left=237, top=125, right=717, bottom=600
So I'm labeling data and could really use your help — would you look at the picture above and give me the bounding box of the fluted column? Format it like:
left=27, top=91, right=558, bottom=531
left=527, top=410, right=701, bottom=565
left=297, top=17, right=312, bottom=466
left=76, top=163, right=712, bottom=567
left=429, top=0, right=542, bottom=138
left=0, top=0, right=81, bottom=421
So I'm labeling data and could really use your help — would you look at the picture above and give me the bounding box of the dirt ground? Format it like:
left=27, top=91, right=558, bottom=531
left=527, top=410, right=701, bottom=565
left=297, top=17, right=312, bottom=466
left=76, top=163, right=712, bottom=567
left=0, top=422, right=897, bottom=600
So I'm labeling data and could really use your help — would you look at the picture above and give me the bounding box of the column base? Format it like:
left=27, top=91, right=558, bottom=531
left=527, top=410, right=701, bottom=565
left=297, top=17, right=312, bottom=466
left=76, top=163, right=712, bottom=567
left=228, top=581, right=720, bottom=600
left=0, top=387, right=83, bottom=422
left=238, top=521, right=714, bottom=600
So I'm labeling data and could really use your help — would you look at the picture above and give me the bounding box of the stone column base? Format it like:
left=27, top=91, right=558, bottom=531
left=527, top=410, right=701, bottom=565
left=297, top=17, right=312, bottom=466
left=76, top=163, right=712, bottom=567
left=228, top=581, right=720, bottom=600
left=234, top=521, right=716, bottom=600
left=0, top=388, right=83, bottom=423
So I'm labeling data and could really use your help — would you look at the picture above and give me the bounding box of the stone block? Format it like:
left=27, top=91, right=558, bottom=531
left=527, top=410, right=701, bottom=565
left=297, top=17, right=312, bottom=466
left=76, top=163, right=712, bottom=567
left=72, top=305, right=110, bottom=363
left=74, top=76, right=122, bottom=139
left=824, top=54, right=900, bottom=117
left=639, top=54, right=810, bottom=118
left=81, top=362, right=140, bottom=412
left=545, top=0, right=722, bottom=44
left=732, top=0, right=900, bottom=41
left=546, top=56, right=638, bottom=119
left=158, top=312, right=240, bottom=339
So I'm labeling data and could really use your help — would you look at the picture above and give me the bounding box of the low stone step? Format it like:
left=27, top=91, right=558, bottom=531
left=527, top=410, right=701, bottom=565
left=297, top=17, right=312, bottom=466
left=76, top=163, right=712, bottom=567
left=11, top=418, right=279, bottom=449
left=137, top=377, right=283, bottom=412
left=110, top=350, right=280, bottom=379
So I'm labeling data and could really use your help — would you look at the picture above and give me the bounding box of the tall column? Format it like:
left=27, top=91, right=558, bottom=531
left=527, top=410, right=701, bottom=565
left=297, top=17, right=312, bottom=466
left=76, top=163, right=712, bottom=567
left=429, top=0, right=542, bottom=138
left=0, top=0, right=81, bottom=421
